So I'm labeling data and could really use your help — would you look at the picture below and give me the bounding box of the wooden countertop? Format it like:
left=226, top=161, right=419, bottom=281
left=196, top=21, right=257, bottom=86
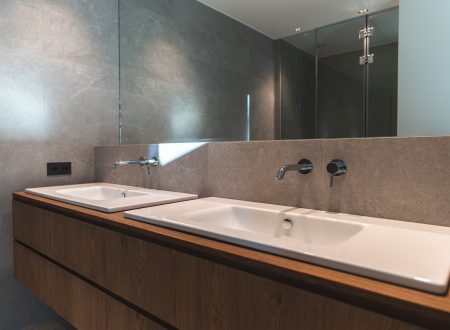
left=13, top=191, right=450, bottom=328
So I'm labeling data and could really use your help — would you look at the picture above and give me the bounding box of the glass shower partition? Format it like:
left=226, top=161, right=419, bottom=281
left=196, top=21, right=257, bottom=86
left=279, top=7, right=399, bottom=139
left=367, top=8, right=399, bottom=137
left=316, top=16, right=366, bottom=138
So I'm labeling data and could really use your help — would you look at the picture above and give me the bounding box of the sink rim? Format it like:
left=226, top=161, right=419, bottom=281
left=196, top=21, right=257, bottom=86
left=55, top=185, right=154, bottom=201
left=25, top=182, right=198, bottom=213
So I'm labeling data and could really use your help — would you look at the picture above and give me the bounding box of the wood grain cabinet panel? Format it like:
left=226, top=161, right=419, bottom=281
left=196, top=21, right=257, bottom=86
left=14, top=242, right=164, bottom=330
left=13, top=200, right=425, bottom=330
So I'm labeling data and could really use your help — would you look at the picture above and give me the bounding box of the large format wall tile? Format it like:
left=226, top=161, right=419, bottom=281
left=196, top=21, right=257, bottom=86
left=95, top=143, right=209, bottom=196
left=120, top=0, right=275, bottom=144
left=323, top=136, right=450, bottom=226
left=207, top=141, right=325, bottom=210
left=96, top=137, right=450, bottom=228
left=0, top=0, right=119, bottom=328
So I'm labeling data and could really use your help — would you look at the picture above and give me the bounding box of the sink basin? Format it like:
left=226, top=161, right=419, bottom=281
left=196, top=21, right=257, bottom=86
left=26, top=183, right=197, bottom=212
left=125, top=197, right=450, bottom=294
left=57, top=186, right=150, bottom=201
left=183, top=205, right=364, bottom=245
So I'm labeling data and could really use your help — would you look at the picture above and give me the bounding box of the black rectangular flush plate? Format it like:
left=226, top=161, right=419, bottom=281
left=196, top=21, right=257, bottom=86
left=47, top=162, right=72, bottom=176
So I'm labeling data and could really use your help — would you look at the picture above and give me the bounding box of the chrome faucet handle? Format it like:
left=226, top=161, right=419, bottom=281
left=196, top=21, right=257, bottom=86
left=326, top=159, right=347, bottom=187
left=140, top=156, right=159, bottom=174
left=297, top=159, right=313, bottom=174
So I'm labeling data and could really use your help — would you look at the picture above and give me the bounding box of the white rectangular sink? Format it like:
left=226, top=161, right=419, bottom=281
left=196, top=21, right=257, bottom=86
left=26, top=183, right=198, bottom=212
left=183, top=204, right=364, bottom=245
left=125, top=197, right=450, bottom=294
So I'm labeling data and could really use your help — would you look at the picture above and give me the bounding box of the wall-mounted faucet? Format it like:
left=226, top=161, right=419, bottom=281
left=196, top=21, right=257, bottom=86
left=276, top=159, right=313, bottom=181
left=112, top=156, right=159, bottom=174
left=327, top=159, right=347, bottom=187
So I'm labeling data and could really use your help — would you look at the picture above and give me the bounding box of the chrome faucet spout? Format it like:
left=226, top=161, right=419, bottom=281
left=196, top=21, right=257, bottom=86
left=112, top=156, right=159, bottom=174
left=277, top=164, right=297, bottom=181
left=276, top=159, right=313, bottom=181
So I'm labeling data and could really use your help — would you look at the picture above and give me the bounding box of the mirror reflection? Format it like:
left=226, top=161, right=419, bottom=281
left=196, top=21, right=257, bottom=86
left=119, top=1, right=433, bottom=144
left=281, top=7, right=398, bottom=139
left=119, top=0, right=275, bottom=143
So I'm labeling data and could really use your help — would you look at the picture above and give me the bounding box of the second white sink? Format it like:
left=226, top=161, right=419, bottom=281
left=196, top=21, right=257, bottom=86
left=125, top=197, right=450, bottom=294
left=56, top=186, right=151, bottom=201
left=26, top=183, right=198, bottom=212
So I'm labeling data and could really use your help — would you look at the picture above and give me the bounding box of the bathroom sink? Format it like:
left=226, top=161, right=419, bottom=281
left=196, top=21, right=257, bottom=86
left=57, top=186, right=150, bottom=201
left=26, top=183, right=197, bottom=212
left=183, top=205, right=364, bottom=245
left=125, top=197, right=450, bottom=294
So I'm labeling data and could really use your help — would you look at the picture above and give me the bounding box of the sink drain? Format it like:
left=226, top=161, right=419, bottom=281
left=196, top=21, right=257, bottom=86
left=282, top=219, right=293, bottom=230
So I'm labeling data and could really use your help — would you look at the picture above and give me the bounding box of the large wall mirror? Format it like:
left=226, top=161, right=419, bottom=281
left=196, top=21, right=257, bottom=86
left=119, top=0, right=442, bottom=144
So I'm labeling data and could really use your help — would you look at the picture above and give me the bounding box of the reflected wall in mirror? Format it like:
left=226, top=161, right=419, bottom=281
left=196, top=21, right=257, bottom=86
left=119, top=0, right=449, bottom=144
left=280, top=7, right=399, bottom=139
left=119, top=0, right=275, bottom=144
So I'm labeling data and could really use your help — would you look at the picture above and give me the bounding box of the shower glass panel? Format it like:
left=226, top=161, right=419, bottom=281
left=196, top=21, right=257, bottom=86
left=367, top=8, right=399, bottom=137
left=279, top=32, right=316, bottom=139
left=279, top=7, right=399, bottom=140
left=316, top=17, right=366, bottom=138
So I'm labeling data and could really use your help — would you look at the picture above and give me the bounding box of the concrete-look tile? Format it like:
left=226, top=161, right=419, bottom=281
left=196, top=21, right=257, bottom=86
left=95, top=144, right=155, bottom=187
left=97, top=137, right=450, bottom=228
left=0, top=0, right=118, bottom=327
left=0, top=2, right=43, bottom=54
left=150, top=143, right=209, bottom=195
left=95, top=143, right=209, bottom=196
left=0, top=145, right=94, bottom=193
left=43, top=59, right=119, bottom=146
left=0, top=47, right=46, bottom=144
left=40, top=0, right=119, bottom=67
left=171, top=0, right=223, bottom=39
left=323, top=136, right=450, bottom=225
left=120, top=0, right=275, bottom=144
left=208, top=140, right=325, bottom=210
left=0, top=272, right=57, bottom=330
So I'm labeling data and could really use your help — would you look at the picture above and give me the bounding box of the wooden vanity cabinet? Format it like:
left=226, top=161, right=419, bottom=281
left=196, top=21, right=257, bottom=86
left=12, top=194, right=446, bottom=329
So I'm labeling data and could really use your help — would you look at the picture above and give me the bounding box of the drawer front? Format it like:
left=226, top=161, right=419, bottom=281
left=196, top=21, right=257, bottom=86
left=14, top=242, right=164, bottom=330
left=13, top=200, right=421, bottom=330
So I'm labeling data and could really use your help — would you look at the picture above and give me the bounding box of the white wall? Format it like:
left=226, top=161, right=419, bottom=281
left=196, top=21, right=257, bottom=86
left=398, top=0, right=450, bottom=136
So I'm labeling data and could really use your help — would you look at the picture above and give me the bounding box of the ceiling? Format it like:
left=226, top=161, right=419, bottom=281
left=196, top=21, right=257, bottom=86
left=197, top=0, right=399, bottom=39
left=284, top=7, right=399, bottom=57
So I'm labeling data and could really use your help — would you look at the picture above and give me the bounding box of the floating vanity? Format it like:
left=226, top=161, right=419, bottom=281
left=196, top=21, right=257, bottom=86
left=12, top=191, right=450, bottom=329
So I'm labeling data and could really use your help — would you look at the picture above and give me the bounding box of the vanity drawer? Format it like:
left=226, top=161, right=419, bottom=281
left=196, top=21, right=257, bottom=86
left=14, top=242, right=163, bottom=330
left=12, top=200, right=422, bottom=330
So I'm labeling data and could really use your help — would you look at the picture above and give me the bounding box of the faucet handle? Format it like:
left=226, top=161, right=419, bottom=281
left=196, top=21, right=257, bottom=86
left=140, top=156, right=159, bottom=174
left=327, top=159, right=347, bottom=187
left=298, top=159, right=313, bottom=174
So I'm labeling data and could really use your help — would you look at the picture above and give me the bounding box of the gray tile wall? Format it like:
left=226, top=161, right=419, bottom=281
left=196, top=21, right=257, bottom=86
left=120, top=0, right=275, bottom=143
left=96, top=136, right=450, bottom=228
left=279, top=41, right=317, bottom=139
left=95, top=143, right=209, bottom=196
left=0, top=0, right=119, bottom=328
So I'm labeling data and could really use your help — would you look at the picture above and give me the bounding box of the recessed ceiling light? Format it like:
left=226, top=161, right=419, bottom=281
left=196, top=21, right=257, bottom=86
left=358, top=8, right=369, bottom=14
left=294, top=27, right=302, bottom=32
